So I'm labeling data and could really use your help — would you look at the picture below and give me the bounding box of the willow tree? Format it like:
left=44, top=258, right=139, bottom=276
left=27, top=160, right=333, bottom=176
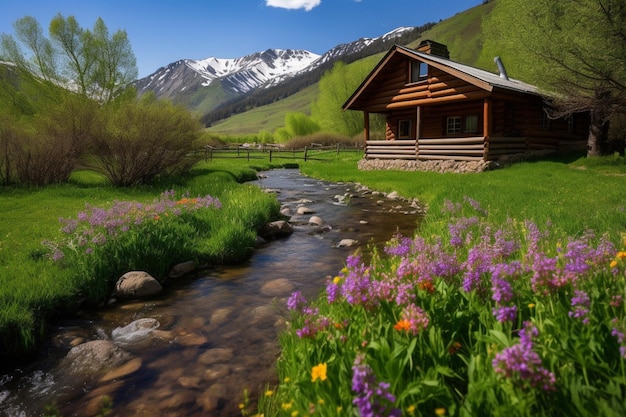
left=480, top=0, right=626, bottom=156
left=312, top=60, right=377, bottom=137
left=1, top=14, right=137, bottom=103
left=0, top=15, right=138, bottom=185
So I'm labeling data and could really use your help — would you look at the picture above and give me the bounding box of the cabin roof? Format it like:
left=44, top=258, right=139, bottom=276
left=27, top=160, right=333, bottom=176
left=343, top=44, right=540, bottom=111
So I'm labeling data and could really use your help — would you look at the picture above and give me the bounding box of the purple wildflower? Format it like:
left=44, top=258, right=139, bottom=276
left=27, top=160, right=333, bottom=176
left=464, top=196, right=488, bottom=216
left=611, top=322, right=626, bottom=359
left=492, top=305, right=518, bottom=323
left=351, top=354, right=401, bottom=417
left=287, top=291, right=307, bottom=312
left=493, top=322, right=556, bottom=391
left=448, top=216, right=479, bottom=247
left=491, top=276, right=514, bottom=304
left=384, top=234, right=413, bottom=257
left=568, top=290, right=591, bottom=324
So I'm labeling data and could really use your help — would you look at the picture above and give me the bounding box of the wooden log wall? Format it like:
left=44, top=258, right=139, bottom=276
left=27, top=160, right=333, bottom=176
left=362, top=61, right=489, bottom=113
left=417, top=136, right=484, bottom=160
left=365, top=139, right=417, bottom=159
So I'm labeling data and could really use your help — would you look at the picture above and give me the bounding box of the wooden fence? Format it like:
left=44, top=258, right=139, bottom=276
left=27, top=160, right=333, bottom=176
left=203, top=143, right=362, bottom=162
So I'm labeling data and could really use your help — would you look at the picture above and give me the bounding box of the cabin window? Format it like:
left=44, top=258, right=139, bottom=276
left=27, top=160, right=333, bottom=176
left=398, top=120, right=412, bottom=139
left=465, top=115, right=479, bottom=133
left=446, top=116, right=462, bottom=134
left=410, top=61, right=428, bottom=83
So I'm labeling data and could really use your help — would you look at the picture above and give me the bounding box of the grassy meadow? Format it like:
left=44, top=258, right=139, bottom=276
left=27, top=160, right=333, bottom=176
left=1, top=148, right=625, bottom=416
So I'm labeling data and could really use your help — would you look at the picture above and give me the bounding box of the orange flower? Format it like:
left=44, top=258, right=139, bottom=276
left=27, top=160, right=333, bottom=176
left=394, top=319, right=411, bottom=332
left=419, top=280, right=435, bottom=294
left=448, top=341, right=462, bottom=355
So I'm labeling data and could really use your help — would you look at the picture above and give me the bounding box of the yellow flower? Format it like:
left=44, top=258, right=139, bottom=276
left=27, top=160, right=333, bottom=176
left=283, top=377, right=291, bottom=383
left=528, top=303, right=536, bottom=309
left=318, top=398, right=325, bottom=405
left=333, top=276, right=342, bottom=284
left=435, top=408, right=447, bottom=416
left=618, top=251, right=626, bottom=260
left=611, top=260, right=619, bottom=268
left=311, top=362, right=328, bottom=382
left=265, top=390, right=274, bottom=396
left=407, top=404, right=416, bottom=415
left=291, top=411, right=299, bottom=417
left=238, top=403, right=245, bottom=410
left=281, top=402, right=293, bottom=410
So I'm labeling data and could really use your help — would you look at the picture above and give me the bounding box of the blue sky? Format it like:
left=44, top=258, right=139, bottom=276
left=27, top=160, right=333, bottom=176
left=0, top=0, right=481, bottom=78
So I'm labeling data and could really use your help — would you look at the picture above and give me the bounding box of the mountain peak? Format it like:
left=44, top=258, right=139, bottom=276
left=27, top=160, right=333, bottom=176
left=133, top=26, right=421, bottom=113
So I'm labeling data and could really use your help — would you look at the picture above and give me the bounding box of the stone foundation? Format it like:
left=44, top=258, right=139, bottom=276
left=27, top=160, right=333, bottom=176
left=358, top=151, right=555, bottom=174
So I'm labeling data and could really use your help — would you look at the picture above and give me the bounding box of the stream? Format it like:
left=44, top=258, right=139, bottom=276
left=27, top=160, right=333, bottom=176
left=0, top=169, right=423, bottom=417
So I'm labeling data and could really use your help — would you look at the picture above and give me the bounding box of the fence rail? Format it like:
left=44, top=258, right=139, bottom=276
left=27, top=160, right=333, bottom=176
left=202, top=143, right=362, bottom=162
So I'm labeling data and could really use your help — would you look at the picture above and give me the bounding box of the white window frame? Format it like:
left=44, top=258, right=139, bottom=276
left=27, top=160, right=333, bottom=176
left=446, top=116, right=462, bottom=134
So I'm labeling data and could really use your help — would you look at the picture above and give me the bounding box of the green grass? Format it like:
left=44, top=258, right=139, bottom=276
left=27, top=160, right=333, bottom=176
left=300, top=152, right=626, bottom=241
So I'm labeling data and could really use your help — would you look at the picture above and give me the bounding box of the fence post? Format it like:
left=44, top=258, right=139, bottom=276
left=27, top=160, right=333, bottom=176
left=269, top=149, right=273, bottom=162
left=247, top=149, right=250, bottom=161
left=336, top=143, right=340, bottom=155
left=304, top=146, right=308, bottom=162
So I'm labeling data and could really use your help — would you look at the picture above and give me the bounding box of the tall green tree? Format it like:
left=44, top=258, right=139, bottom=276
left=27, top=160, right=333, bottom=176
left=480, top=0, right=626, bottom=156
left=1, top=14, right=137, bottom=103
left=311, top=60, right=375, bottom=137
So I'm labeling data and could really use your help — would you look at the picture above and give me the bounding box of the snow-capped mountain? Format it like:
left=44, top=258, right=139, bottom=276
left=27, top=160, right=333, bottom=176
left=136, top=48, right=320, bottom=98
left=133, top=26, right=418, bottom=114
left=309, top=27, right=413, bottom=68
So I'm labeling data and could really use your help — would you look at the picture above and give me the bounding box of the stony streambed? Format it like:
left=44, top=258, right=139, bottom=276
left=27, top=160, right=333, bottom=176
left=0, top=169, right=424, bottom=417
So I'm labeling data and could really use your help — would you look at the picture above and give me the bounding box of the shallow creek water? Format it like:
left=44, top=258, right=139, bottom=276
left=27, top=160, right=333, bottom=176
left=0, top=169, right=423, bottom=417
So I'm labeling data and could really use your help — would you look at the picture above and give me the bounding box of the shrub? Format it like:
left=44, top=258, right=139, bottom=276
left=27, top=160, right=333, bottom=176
left=89, top=94, right=203, bottom=186
left=0, top=94, right=98, bottom=186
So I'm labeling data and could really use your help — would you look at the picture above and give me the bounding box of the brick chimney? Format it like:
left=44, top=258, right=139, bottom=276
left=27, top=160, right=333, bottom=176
left=417, top=40, right=450, bottom=59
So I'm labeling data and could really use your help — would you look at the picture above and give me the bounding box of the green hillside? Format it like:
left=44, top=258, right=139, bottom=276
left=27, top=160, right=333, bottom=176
left=207, top=1, right=496, bottom=137
left=207, top=83, right=319, bottom=135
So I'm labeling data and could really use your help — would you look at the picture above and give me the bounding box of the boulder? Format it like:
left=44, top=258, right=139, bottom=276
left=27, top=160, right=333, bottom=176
left=114, top=271, right=162, bottom=299
left=64, top=340, right=132, bottom=375
left=111, top=318, right=160, bottom=349
left=258, top=220, right=293, bottom=239
left=337, top=238, right=358, bottom=248
left=308, top=215, right=324, bottom=226
left=296, top=206, right=314, bottom=215
left=168, top=261, right=196, bottom=279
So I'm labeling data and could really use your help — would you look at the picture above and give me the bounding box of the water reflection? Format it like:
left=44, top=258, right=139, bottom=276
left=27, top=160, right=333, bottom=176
left=0, top=169, right=422, bottom=417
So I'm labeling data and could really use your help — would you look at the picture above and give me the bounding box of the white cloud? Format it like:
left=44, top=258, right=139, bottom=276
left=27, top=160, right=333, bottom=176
left=266, top=0, right=321, bottom=11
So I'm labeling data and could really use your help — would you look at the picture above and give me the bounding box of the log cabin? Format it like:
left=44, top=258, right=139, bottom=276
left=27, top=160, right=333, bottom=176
left=343, top=40, right=589, bottom=163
